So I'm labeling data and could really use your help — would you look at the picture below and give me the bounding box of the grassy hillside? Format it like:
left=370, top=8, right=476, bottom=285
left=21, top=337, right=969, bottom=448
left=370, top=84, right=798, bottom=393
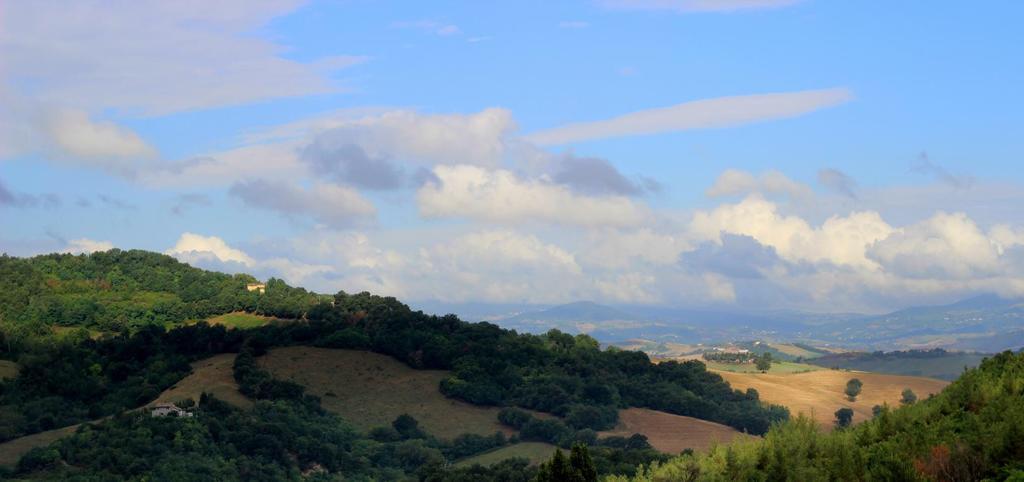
left=703, top=360, right=820, bottom=374
left=714, top=368, right=948, bottom=427
left=258, top=346, right=512, bottom=439
left=599, top=408, right=754, bottom=453
left=0, top=422, right=82, bottom=468
left=204, top=311, right=276, bottom=330
left=151, top=353, right=251, bottom=409
left=455, top=442, right=558, bottom=467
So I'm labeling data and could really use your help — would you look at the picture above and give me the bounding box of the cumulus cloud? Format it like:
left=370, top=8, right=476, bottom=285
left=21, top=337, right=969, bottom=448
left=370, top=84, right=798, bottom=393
left=706, top=169, right=813, bottom=199
left=818, top=168, right=858, bottom=199
left=526, top=88, right=852, bottom=145
left=62, top=238, right=115, bottom=255
left=166, top=232, right=255, bottom=266
left=165, top=233, right=334, bottom=285
left=867, top=212, right=1002, bottom=280
left=408, top=230, right=585, bottom=303
left=229, top=179, right=376, bottom=228
left=417, top=165, right=652, bottom=228
left=600, top=0, right=804, bottom=13
left=690, top=195, right=894, bottom=269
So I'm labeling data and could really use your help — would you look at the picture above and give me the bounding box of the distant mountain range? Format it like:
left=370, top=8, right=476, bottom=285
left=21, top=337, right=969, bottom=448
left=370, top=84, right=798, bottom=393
left=415, top=295, right=1024, bottom=353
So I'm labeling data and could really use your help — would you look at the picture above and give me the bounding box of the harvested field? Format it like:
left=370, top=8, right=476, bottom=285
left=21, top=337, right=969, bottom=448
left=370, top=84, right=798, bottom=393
left=600, top=408, right=755, bottom=453
left=258, top=346, right=511, bottom=440
left=715, top=369, right=949, bottom=428
left=153, top=353, right=251, bottom=409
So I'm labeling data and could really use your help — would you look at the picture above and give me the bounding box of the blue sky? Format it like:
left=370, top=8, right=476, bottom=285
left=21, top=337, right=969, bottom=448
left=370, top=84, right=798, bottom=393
left=2, top=0, right=1024, bottom=312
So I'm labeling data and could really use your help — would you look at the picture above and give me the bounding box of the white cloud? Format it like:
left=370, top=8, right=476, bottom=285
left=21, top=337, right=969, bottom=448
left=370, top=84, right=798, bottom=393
left=526, top=88, right=852, bottom=145
left=0, top=92, right=155, bottom=168
left=411, top=230, right=584, bottom=303
left=0, top=0, right=364, bottom=116
left=689, top=195, right=894, bottom=269
left=706, top=169, right=813, bottom=199
left=166, top=233, right=255, bottom=266
left=62, top=238, right=115, bottom=255
left=141, top=142, right=310, bottom=188
left=417, top=165, right=652, bottom=228
left=302, top=108, right=516, bottom=168
left=580, top=229, right=691, bottom=269
left=145, top=108, right=518, bottom=188
left=867, top=212, right=1003, bottom=280
left=601, top=0, right=804, bottom=13
left=47, top=110, right=156, bottom=161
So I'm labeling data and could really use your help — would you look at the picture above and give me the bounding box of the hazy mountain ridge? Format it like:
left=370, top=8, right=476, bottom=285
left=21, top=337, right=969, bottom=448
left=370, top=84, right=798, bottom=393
left=438, top=295, right=1024, bottom=353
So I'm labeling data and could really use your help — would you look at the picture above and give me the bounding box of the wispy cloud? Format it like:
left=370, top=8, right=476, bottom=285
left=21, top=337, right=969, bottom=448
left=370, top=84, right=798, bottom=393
left=0, top=1, right=365, bottom=116
left=527, top=88, right=852, bottom=145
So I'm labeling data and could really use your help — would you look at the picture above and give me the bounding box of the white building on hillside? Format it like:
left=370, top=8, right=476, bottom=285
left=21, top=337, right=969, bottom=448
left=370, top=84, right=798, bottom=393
left=151, top=403, right=193, bottom=417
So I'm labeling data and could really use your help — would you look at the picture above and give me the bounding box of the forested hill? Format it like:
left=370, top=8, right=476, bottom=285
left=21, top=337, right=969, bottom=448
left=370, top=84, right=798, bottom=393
left=0, top=250, right=787, bottom=454
left=0, top=250, right=321, bottom=334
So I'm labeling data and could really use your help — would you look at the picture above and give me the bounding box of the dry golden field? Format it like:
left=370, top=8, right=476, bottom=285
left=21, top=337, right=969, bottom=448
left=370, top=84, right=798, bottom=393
left=258, top=346, right=512, bottom=440
left=600, top=408, right=755, bottom=453
left=714, top=368, right=949, bottom=428
left=152, top=353, right=252, bottom=409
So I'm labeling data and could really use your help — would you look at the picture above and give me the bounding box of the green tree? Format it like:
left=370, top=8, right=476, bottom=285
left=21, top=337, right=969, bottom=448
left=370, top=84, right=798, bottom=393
left=755, top=353, right=773, bottom=373
left=900, top=388, right=917, bottom=405
left=834, top=407, right=854, bottom=428
left=535, top=444, right=597, bottom=482
left=535, top=449, right=573, bottom=482
left=569, top=444, right=598, bottom=482
left=844, top=378, right=862, bottom=401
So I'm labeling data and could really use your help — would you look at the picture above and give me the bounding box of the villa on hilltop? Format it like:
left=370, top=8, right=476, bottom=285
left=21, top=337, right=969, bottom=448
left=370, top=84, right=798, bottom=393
left=246, top=282, right=266, bottom=294
left=150, top=403, right=193, bottom=418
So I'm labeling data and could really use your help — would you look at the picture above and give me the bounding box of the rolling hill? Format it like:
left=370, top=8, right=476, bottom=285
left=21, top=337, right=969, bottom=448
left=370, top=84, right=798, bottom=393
left=257, top=346, right=514, bottom=439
